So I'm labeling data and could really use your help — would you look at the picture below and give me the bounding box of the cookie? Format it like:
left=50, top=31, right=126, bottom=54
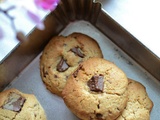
left=40, top=32, right=103, bottom=96
left=0, top=88, right=46, bottom=120
left=116, top=79, right=153, bottom=120
left=62, top=57, right=128, bottom=120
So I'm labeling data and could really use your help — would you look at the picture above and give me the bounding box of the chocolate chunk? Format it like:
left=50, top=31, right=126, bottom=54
left=57, top=57, right=69, bottom=72
left=42, top=67, right=48, bottom=78
left=2, top=93, right=26, bottom=112
left=87, top=75, right=104, bottom=92
left=73, top=69, right=78, bottom=78
left=70, top=47, right=85, bottom=58
left=54, top=74, right=58, bottom=78
left=96, top=113, right=103, bottom=119
left=63, top=43, right=67, bottom=46
left=73, top=65, right=82, bottom=78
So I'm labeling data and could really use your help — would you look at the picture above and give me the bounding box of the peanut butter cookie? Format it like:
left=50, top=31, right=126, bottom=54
left=40, top=33, right=103, bottom=96
left=62, top=57, right=128, bottom=120
left=116, top=79, right=153, bottom=120
left=0, top=88, right=46, bottom=120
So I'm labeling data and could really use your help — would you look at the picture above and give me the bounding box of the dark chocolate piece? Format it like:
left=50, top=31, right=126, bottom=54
left=54, top=74, right=58, bottom=78
left=96, top=113, right=103, bottom=119
left=57, top=57, right=69, bottom=72
left=70, top=47, right=85, bottom=58
left=2, top=93, right=26, bottom=112
left=42, top=67, right=48, bottom=78
left=87, top=75, right=104, bottom=92
left=73, top=65, right=82, bottom=78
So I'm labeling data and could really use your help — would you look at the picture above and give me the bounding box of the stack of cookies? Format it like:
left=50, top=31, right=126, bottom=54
left=0, top=33, right=153, bottom=120
left=40, top=32, right=103, bottom=96
left=62, top=58, right=153, bottom=120
left=40, top=32, right=153, bottom=120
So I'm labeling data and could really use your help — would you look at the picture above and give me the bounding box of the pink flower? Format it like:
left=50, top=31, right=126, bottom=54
left=34, top=0, right=60, bottom=11
left=26, top=9, right=45, bottom=30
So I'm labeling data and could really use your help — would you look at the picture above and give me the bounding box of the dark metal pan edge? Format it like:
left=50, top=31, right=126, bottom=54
left=95, top=9, right=160, bottom=80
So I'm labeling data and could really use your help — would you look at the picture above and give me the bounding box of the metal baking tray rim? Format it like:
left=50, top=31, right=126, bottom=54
left=0, top=0, right=160, bottom=119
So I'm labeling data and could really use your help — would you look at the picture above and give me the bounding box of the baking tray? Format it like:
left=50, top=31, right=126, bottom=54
left=0, top=0, right=160, bottom=119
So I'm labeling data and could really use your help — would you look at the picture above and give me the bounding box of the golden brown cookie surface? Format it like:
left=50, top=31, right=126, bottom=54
left=0, top=89, right=46, bottom=120
left=40, top=32, right=103, bottom=96
left=62, top=57, right=128, bottom=120
left=116, top=79, right=153, bottom=120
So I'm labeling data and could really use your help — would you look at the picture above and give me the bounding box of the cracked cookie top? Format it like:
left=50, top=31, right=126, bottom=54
left=62, top=57, right=128, bottom=120
left=0, top=89, right=46, bottom=120
left=40, top=32, right=103, bottom=96
left=116, top=79, right=153, bottom=120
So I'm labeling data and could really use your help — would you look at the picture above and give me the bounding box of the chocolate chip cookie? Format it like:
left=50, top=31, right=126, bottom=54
left=40, top=32, right=103, bottom=96
left=62, top=57, right=128, bottom=120
left=116, top=79, right=153, bottom=120
left=0, top=89, right=46, bottom=120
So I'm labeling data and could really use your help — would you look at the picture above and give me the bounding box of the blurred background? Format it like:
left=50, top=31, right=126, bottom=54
left=95, top=0, right=160, bottom=58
